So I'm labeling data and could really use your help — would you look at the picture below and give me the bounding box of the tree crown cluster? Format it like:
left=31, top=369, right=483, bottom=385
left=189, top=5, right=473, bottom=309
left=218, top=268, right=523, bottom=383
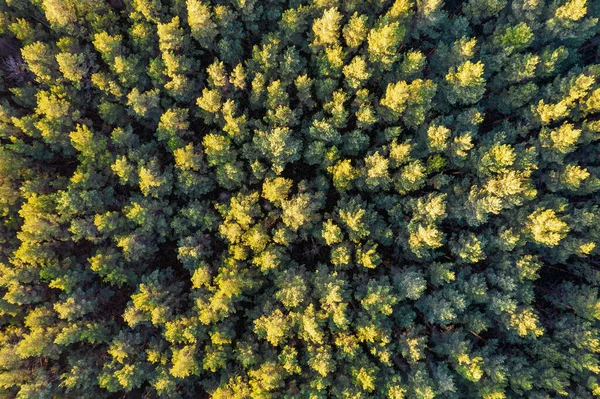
left=1, top=0, right=600, bottom=398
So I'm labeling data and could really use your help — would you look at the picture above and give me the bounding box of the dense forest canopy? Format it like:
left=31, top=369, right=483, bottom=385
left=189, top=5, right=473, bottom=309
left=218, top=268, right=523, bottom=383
left=1, top=0, right=600, bottom=397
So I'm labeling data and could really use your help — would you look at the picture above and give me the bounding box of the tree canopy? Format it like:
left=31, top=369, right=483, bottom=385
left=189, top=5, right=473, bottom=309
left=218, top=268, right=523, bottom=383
left=1, top=0, right=600, bottom=398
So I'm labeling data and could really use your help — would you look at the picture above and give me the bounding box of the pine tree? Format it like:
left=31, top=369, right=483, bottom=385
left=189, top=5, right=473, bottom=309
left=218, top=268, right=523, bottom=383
left=1, top=0, right=600, bottom=397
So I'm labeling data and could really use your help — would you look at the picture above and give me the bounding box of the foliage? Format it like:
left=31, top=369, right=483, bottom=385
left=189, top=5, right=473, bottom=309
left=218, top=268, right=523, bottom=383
left=0, top=0, right=600, bottom=398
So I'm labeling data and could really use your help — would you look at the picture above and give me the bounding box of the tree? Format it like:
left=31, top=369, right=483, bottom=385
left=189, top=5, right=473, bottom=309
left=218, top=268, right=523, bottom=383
left=363, top=151, right=390, bottom=190
left=367, top=20, right=405, bottom=69
left=262, top=177, right=292, bottom=206
left=138, top=160, right=172, bottom=198
left=253, top=126, right=302, bottom=174
left=343, top=56, right=370, bottom=89
left=93, top=32, right=122, bottom=62
left=156, top=107, right=189, bottom=150
left=40, top=0, right=77, bottom=28
left=21, top=42, right=59, bottom=83
left=312, top=8, right=342, bottom=47
left=56, top=52, right=89, bottom=87
left=445, top=60, right=486, bottom=105
left=187, top=0, right=217, bottom=49
left=380, top=80, right=409, bottom=120
left=127, top=88, right=161, bottom=120
left=3, top=0, right=600, bottom=397
left=343, top=13, right=368, bottom=49
left=281, top=193, right=321, bottom=232
left=526, top=208, right=569, bottom=247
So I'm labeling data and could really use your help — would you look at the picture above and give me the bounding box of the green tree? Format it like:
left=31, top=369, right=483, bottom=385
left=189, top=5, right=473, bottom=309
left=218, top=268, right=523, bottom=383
left=3, top=1, right=600, bottom=398
left=445, top=60, right=486, bottom=105
left=187, top=0, right=217, bottom=48
left=368, top=21, right=405, bottom=69
left=312, top=8, right=342, bottom=47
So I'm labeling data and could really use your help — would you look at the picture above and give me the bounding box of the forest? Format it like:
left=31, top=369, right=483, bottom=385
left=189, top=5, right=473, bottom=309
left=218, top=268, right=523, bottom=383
left=0, top=0, right=600, bottom=397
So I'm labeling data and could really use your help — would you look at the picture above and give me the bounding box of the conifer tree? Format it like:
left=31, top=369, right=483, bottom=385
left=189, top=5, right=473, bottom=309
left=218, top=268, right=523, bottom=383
left=0, top=0, right=600, bottom=397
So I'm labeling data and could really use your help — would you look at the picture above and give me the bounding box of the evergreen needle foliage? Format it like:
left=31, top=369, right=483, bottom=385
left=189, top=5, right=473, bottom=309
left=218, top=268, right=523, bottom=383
left=0, top=0, right=600, bottom=398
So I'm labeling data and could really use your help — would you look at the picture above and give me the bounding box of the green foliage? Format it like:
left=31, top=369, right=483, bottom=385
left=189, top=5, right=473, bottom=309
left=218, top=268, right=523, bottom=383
left=312, top=7, right=342, bottom=47
left=368, top=20, right=405, bottom=69
left=1, top=0, right=600, bottom=398
left=445, top=60, right=486, bottom=105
